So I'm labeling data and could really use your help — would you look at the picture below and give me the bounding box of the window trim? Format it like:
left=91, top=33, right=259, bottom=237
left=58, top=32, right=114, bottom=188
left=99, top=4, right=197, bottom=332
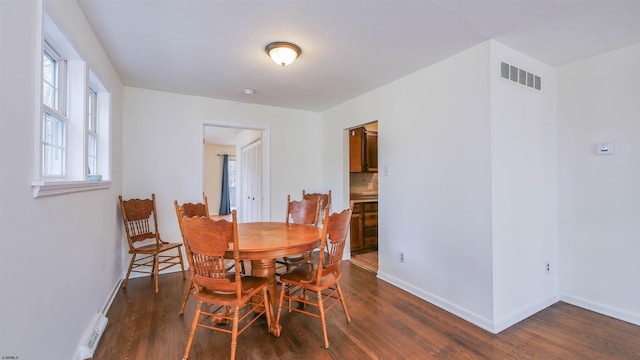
left=32, top=180, right=112, bottom=198
left=32, top=12, right=112, bottom=198
left=87, top=86, right=98, bottom=176
left=41, top=42, right=68, bottom=178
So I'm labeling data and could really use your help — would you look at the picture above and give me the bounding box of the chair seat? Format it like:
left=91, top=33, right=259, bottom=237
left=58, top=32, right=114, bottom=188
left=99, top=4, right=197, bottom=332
left=131, top=241, right=182, bottom=254
left=278, top=252, right=311, bottom=266
left=280, top=263, right=340, bottom=291
left=193, top=276, right=270, bottom=306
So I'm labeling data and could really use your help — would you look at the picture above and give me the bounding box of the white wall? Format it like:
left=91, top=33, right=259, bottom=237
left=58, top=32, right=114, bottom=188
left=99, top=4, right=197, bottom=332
left=322, top=42, right=496, bottom=329
left=489, top=41, right=559, bottom=331
left=0, top=1, right=124, bottom=359
left=122, top=87, right=323, bottom=253
left=557, top=43, right=640, bottom=326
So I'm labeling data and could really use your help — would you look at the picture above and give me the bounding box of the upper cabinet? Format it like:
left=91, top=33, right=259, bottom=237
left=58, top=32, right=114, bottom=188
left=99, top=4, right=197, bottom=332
left=349, top=126, right=378, bottom=173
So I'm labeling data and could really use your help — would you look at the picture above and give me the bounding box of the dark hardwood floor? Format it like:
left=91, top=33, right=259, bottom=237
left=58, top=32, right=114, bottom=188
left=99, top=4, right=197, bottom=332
left=93, top=262, right=640, bottom=359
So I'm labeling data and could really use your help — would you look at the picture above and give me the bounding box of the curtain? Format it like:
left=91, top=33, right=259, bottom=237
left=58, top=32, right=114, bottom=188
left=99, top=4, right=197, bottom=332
left=219, top=154, right=231, bottom=215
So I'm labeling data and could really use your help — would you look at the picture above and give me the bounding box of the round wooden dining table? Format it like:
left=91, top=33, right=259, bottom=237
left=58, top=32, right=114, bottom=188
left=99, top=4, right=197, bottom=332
left=227, top=222, right=322, bottom=336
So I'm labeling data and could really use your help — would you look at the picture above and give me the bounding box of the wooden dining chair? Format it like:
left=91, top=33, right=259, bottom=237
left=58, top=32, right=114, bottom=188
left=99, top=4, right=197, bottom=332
left=276, top=203, right=353, bottom=348
left=302, top=190, right=331, bottom=223
left=174, top=197, right=245, bottom=315
left=275, top=195, right=320, bottom=275
left=118, top=193, right=186, bottom=293
left=180, top=210, right=271, bottom=360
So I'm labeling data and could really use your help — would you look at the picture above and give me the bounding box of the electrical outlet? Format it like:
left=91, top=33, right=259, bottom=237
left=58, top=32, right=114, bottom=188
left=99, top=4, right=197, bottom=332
left=399, top=252, right=405, bottom=263
left=545, top=260, right=550, bottom=273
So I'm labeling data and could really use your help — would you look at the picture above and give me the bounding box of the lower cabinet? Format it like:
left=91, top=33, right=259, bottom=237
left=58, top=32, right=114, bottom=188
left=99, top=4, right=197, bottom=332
left=350, top=201, right=377, bottom=252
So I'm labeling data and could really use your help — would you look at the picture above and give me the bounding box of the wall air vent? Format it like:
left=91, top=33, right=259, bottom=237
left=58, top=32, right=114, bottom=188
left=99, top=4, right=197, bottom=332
left=500, top=62, right=541, bottom=91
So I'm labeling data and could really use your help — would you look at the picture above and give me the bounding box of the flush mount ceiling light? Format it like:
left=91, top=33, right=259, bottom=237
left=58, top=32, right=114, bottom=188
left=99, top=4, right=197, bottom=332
left=265, top=41, right=301, bottom=67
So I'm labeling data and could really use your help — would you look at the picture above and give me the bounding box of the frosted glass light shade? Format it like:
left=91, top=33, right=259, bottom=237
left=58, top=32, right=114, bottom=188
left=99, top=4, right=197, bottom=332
left=265, top=42, right=301, bottom=66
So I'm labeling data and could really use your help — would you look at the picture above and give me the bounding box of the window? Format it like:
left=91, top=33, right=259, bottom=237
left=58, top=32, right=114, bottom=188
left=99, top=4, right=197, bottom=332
left=32, top=13, right=111, bottom=198
left=87, top=87, right=97, bottom=175
left=42, top=44, right=66, bottom=177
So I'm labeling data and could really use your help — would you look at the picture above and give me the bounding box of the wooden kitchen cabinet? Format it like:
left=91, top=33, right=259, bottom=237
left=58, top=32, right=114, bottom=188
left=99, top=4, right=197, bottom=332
left=350, top=201, right=377, bottom=253
left=349, top=126, right=378, bottom=172
left=350, top=204, right=363, bottom=252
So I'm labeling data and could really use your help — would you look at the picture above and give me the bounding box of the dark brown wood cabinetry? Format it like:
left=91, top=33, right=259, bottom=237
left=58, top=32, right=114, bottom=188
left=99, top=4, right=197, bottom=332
left=350, top=205, right=363, bottom=251
left=349, top=127, right=378, bottom=172
left=350, top=201, right=377, bottom=253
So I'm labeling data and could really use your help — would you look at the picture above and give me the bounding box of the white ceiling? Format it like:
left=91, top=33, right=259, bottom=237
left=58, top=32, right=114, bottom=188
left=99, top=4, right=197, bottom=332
left=77, top=0, right=640, bottom=112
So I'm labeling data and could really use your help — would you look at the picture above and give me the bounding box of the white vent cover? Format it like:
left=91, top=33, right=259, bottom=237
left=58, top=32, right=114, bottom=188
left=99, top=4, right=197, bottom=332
left=78, top=312, right=108, bottom=359
left=500, top=62, right=541, bottom=91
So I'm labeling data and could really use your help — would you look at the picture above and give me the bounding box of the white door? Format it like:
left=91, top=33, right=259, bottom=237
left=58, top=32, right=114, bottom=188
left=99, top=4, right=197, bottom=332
left=241, top=139, right=262, bottom=222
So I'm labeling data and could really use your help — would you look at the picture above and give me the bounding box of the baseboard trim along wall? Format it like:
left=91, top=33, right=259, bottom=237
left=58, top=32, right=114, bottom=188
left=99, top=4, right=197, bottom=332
left=561, top=293, right=640, bottom=327
left=377, top=271, right=495, bottom=333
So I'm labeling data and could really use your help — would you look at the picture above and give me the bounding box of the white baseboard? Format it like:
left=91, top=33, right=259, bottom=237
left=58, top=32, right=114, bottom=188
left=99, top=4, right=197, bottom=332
left=376, top=270, right=495, bottom=333
left=492, top=294, right=559, bottom=333
left=376, top=271, right=562, bottom=334
left=561, top=293, right=640, bottom=327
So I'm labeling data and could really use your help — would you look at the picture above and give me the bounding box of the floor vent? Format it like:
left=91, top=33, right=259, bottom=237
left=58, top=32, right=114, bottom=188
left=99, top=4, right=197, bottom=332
left=500, top=61, right=541, bottom=91
left=78, top=312, right=108, bottom=359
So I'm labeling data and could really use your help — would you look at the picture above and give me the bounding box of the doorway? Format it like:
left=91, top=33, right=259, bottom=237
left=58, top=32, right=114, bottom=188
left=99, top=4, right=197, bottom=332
left=347, top=121, right=378, bottom=274
left=201, top=123, right=270, bottom=222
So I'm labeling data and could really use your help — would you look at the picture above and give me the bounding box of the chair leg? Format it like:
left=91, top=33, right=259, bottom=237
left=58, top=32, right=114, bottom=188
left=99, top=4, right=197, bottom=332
left=122, top=254, right=136, bottom=289
left=179, top=279, right=194, bottom=315
left=230, top=306, right=240, bottom=360
left=178, top=248, right=186, bottom=279
left=336, top=283, right=351, bottom=323
left=182, top=301, right=201, bottom=360
left=317, top=290, right=330, bottom=348
left=154, top=254, right=160, bottom=293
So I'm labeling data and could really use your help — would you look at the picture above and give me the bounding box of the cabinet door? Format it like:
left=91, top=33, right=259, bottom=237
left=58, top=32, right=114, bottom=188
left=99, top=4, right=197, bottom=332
left=350, top=212, right=363, bottom=251
left=365, top=131, right=378, bottom=172
left=349, top=127, right=364, bottom=172
left=363, top=202, right=378, bottom=249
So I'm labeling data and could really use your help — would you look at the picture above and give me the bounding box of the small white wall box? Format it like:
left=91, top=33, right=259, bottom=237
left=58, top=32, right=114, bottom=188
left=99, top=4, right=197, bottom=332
left=596, top=143, right=615, bottom=155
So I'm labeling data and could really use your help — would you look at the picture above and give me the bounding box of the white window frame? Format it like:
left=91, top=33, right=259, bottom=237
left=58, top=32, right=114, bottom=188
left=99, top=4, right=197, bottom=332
left=86, top=70, right=110, bottom=180
left=32, top=12, right=111, bottom=198
left=41, top=42, right=67, bottom=178
left=87, top=86, right=97, bottom=176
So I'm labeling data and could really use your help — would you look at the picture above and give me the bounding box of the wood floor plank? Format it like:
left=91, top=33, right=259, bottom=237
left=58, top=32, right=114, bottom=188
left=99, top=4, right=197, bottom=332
left=92, top=262, right=640, bottom=359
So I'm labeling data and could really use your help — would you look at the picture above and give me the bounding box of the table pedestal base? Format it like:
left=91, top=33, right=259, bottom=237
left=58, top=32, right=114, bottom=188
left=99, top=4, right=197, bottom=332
left=250, top=258, right=282, bottom=336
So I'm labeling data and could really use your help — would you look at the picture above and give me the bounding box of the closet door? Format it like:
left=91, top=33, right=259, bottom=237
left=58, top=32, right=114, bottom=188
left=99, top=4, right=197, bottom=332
left=241, top=139, right=262, bottom=222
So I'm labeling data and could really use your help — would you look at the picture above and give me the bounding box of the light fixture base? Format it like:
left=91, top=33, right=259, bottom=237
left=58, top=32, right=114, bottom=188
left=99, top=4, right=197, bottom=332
left=265, top=41, right=301, bottom=66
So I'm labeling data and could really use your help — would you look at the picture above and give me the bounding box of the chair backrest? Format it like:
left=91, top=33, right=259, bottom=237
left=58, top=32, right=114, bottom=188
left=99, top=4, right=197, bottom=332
left=303, top=190, right=331, bottom=220
left=180, top=210, right=242, bottom=297
left=286, top=195, right=320, bottom=226
left=182, top=196, right=210, bottom=218
left=119, top=194, right=161, bottom=249
left=315, top=203, right=353, bottom=283
left=174, top=196, right=209, bottom=254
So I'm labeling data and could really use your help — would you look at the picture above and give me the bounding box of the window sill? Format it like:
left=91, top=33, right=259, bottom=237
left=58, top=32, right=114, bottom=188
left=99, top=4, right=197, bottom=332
left=32, top=180, right=111, bottom=198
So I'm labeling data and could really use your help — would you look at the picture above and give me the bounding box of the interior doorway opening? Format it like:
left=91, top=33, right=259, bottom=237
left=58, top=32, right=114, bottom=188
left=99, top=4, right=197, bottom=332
left=346, top=121, right=379, bottom=274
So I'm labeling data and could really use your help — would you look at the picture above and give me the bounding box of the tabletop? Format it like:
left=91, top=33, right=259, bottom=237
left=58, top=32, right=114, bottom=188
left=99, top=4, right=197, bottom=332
left=228, top=222, right=322, bottom=260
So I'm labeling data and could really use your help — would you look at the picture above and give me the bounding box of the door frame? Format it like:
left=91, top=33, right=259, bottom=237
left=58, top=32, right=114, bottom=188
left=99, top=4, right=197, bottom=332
left=197, top=120, right=271, bottom=221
